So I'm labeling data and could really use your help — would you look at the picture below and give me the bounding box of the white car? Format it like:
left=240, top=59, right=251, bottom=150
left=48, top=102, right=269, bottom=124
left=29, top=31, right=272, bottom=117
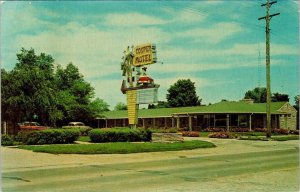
left=68, top=122, right=85, bottom=126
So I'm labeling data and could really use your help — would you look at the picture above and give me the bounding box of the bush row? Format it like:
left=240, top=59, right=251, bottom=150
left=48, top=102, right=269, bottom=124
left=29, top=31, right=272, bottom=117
left=89, top=128, right=151, bottom=143
left=15, top=129, right=80, bottom=145
left=181, top=131, right=200, bottom=137
left=289, top=130, right=299, bottom=135
left=62, top=127, right=92, bottom=136
left=1, top=135, right=14, bottom=146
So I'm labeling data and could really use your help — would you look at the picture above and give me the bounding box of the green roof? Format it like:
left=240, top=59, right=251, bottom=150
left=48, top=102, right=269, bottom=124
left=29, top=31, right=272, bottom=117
left=100, top=101, right=289, bottom=119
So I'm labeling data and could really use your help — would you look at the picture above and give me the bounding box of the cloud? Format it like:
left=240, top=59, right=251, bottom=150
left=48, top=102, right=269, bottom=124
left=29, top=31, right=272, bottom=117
left=104, top=13, right=167, bottom=27
left=173, top=8, right=206, bottom=23
left=15, top=21, right=171, bottom=79
left=180, top=22, right=243, bottom=44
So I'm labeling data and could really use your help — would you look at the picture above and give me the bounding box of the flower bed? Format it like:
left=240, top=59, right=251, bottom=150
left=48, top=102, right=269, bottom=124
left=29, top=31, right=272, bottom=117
left=208, top=132, right=233, bottom=139
left=181, top=131, right=200, bottom=137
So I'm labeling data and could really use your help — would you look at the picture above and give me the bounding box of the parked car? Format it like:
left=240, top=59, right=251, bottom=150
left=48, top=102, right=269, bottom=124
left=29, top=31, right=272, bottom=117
left=68, top=122, right=86, bottom=126
left=63, top=122, right=92, bottom=135
left=18, top=122, right=47, bottom=131
left=63, top=122, right=90, bottom=129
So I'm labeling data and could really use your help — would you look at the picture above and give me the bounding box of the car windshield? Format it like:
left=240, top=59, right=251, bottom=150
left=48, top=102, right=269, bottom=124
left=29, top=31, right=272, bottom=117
left=68, top=122, right=85, bottom=126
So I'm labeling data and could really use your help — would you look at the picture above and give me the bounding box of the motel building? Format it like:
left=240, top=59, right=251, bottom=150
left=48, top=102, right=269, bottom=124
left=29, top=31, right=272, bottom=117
left=97, top=100, right=297, bottom=131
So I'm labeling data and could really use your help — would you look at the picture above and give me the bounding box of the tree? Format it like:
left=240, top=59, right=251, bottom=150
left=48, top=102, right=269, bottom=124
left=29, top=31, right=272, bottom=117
left=54, top=63, right=96, bottom=124
left=271, top=92, right=289, bottom=102
left=294, top=95, right=299, bottom=111
left=1, top=48, right=108, bottom=127
left=294, top=95, right=299, bottom=130
left=90, top=98, right=109, bottom=112
left=114, top=102, right=127, bottom=110
left=1, top=48, right=58, bottom=125
left=166, top=79, right=201, bottom=107
left=148, top=101, right=169, bottom=109
left=244, top=87, right=267, bottom=103
left=244, top=87, right=290, bottom=103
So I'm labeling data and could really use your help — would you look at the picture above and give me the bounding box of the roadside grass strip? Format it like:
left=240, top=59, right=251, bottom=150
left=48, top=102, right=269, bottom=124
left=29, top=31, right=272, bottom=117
left=239, top=135, right=299, bottom=141
left=18, top=140, right=216, bottom=154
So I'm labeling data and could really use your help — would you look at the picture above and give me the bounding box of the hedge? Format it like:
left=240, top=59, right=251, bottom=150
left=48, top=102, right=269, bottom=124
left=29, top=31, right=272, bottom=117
left=89, top=128, right=151, bottom=143
left=15, top=129, right=80, bottom=145
left=62, top=127, right=92, bottom=136
left=1, top=135, right=14, bottom=146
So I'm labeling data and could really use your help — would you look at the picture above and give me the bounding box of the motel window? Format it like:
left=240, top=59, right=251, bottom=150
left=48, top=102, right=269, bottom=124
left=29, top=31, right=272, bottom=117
left=238, top=115, right=248, bottom=128
left=215, top=114, right=227, bottom=127
left=230, top=115, right=238, bottom=127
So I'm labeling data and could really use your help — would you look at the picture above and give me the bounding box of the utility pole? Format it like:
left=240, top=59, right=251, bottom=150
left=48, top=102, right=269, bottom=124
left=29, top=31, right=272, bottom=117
left=258, top=0, right=280, bottom=138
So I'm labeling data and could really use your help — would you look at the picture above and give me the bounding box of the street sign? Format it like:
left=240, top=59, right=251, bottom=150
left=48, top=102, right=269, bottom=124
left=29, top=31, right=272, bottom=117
left=133, top=44, right=157, bottom=66
left=137, top=88, right=158, bottom=104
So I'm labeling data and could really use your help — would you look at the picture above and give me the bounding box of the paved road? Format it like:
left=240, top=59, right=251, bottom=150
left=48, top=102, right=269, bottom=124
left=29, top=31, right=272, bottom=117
left=2, top=139, right=299, bottom=192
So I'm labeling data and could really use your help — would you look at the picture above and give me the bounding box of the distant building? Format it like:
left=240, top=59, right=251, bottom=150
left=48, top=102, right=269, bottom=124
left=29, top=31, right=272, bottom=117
left=97, top=101, right=297, bottom=131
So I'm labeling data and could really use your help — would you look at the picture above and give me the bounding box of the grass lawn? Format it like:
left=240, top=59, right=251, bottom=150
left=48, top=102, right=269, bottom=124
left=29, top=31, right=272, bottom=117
left=239, top=135, right=299, bottom=141
left=270, top=135, right=299, bottom=141
left=78, top=136, right=91, bottom=142
left=199, top=131, right=267, bottom=137
left=18, top=140, right=216, bottom=154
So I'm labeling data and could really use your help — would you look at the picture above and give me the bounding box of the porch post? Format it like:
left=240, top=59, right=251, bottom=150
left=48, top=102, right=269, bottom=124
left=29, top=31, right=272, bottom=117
left=249, top=114, right=252, bottom=131
left=142, top=118, right=145, bottom=128
left=226, top=114, right=230, bottom=132
left=177, top=117, right=180, bottom=129
left=3, top=122, right=7, bottom=135
left=105, top=119, right=108, bottom=128
left=214, top=114, right=216, bottom=128
left=188, top=115, right=192, bottom=131
left=172, top=116, right=175, bottom=128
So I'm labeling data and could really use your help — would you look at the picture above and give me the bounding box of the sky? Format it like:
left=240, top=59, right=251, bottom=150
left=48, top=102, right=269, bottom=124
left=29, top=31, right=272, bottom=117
left=1, top=0, right=299, bottom=109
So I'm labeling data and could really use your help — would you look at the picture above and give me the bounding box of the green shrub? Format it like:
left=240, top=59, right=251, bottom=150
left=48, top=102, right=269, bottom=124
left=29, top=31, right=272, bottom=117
left=15, top=129, right=80, bottom=145
left=289, top=130, right=299, bottom=135
left=1, top=135, right=14, bottom=146
left=89, top=128, right=151, bottom=143
left=14, top=130, right=33, bottom=143
left=62, top=127, right=92, bottom=136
